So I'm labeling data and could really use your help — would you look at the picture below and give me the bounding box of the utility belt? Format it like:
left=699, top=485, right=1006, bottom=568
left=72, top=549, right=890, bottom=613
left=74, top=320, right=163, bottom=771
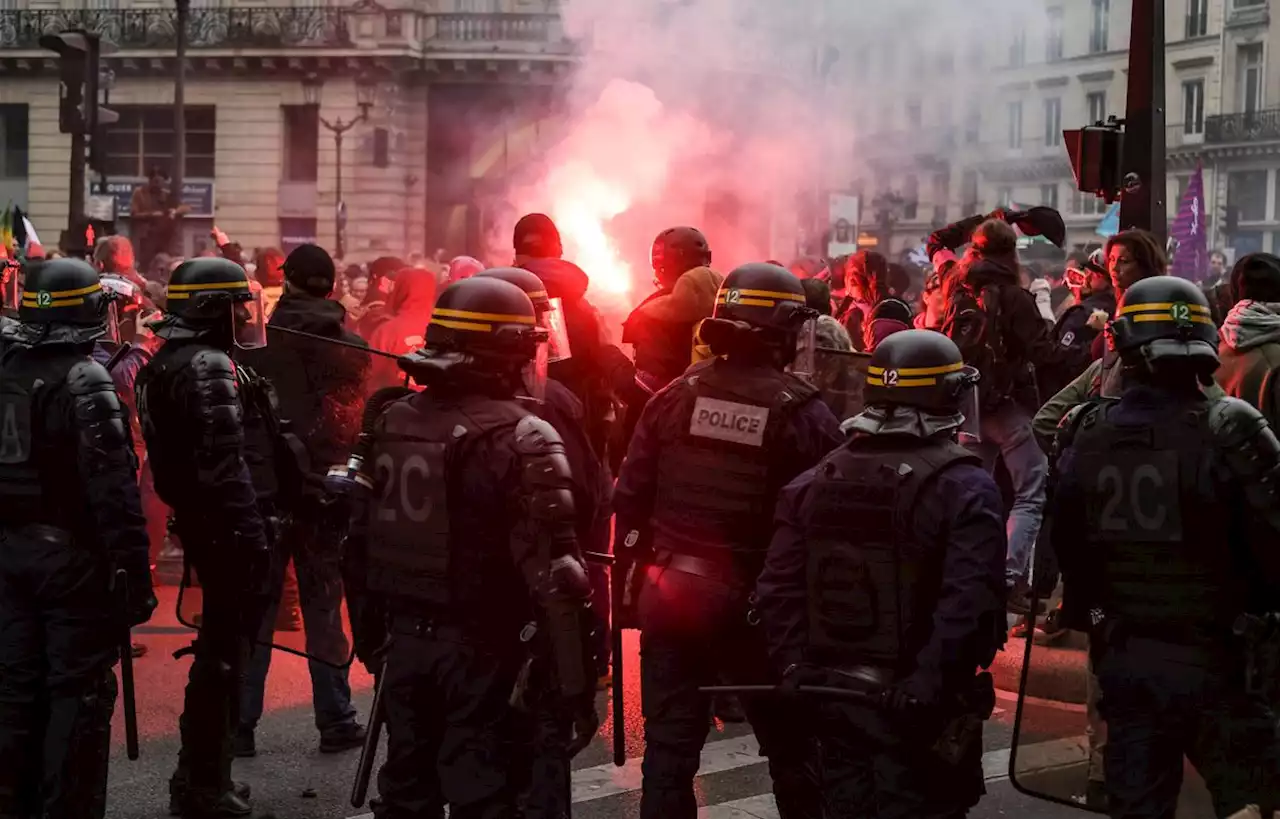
left=653, top=549, right=765, bottom=591
left=387, top=612, right=473, bottom=643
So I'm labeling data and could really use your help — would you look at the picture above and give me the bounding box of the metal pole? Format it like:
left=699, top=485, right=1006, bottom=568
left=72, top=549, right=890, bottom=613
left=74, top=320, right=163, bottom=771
left=335, top=129, right=344, bottom=258
left=68, top=128, right=86, bottom=238
left=1118, top=0, right=1166, bottom=238
left=171, top=0, right=189, bottom=254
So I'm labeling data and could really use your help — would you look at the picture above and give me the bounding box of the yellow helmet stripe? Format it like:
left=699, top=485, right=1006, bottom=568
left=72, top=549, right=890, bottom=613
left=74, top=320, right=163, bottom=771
left=721, top=288, right=806, bottom=303
left=867, top=362, right=965, bottom=377
left=432, top=308, right=536, bottom=325
left=22, top=282, right=102, bottom=299
left=433, top=318, right=493, bottom=332
left=866, top=376, right=939, bottom=387
left=1131, top=314, right=1215, bottom=325
left=722, top=297, right=782, bottom=308
left=1118, top=302, right=1211, bottom=316
left=21, top=296, right=87, bottom=308
left=528, top=290, right=548, bottom=301
left=167, top=280, right=251, bottom=292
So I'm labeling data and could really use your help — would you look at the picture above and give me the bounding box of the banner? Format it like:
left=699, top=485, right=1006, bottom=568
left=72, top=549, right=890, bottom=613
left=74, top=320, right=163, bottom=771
left=827, top=194, right=860, bottom=258
left=1169, top=162, right=1208, bottom=281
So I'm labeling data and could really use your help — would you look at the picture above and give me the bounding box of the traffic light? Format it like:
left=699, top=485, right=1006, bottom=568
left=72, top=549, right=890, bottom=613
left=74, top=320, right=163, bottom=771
left=1064, top=118, right=1126, bottom=204
left=39, top=30, right=117, bottom=137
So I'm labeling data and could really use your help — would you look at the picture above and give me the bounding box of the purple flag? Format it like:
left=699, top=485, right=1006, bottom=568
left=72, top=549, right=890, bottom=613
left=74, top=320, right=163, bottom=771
left=1170, top=162, right=1208, bottom=281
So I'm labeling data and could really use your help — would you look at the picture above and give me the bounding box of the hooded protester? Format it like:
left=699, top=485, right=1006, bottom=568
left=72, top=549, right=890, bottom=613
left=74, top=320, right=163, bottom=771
left=513, top=212, right=635, bottom=462
left=1216, top=252, right=1280, bottom=428
left=367, top=266, right=439, bottom=387
left=861, top=297, right=913, bottom=351
left=355, top=256, right=406, bottom=339
left=446, top=255, right=485, bottom=283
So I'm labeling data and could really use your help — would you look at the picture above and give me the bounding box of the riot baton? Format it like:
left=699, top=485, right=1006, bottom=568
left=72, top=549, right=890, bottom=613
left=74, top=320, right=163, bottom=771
left=266, top=324, right=402, bottom=361
left=609, top=558, right=625, bottom=767
left=114, top=568, right=140, bottom=761
left=350, top=659, right=388, bottom=809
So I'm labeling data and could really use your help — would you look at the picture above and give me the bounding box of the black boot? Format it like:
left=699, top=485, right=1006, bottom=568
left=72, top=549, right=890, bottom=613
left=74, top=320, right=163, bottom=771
left=169, top=777, right=251, bottom=817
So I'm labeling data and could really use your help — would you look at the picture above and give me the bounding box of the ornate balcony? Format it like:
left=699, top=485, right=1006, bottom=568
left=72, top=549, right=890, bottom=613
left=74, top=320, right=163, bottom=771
left=1205, top=109, right=1280, bottom=144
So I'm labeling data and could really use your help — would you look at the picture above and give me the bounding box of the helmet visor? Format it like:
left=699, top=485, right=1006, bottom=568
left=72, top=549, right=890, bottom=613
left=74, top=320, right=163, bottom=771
left=0, top=260, right=18, bottom=315
left=232, top=290, right=268, bottom=350
left=522, top=332, right=549, bottom=403
left=956, top=368, right=981, bottom=445
left=541, top=296, right=573, bottom=364
left=788, top=317, right=818, bottom=378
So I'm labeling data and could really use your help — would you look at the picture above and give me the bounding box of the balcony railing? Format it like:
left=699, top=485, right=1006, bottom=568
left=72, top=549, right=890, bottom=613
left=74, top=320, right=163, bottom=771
left=1205, top=109, right=1280, bottom=144
left=0, top=7, right=572, bottom=53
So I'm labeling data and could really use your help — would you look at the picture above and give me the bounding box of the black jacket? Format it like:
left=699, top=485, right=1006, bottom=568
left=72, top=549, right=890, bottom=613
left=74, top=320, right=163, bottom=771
left=237, top=292, right=370, bottom=488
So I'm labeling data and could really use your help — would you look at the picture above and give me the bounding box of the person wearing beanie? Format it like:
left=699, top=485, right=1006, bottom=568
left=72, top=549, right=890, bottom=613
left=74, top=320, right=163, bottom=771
left=232, top=241, right=372, bottom=758
left=512, top=212, right=564, bottom=261
left=862, top=297, right=913, bottom=351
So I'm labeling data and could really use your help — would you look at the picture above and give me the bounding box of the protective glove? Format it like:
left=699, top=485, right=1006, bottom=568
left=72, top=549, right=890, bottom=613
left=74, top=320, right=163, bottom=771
left=114, top=560, right=158, bottom=627
left=779, top=662, right=833, bottom=697
left=564, top=694, right=600, bottom=758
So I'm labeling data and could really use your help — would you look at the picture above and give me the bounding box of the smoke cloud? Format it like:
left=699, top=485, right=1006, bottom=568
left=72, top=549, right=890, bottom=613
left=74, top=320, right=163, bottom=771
left=502, top=0, right=1050, bottom=322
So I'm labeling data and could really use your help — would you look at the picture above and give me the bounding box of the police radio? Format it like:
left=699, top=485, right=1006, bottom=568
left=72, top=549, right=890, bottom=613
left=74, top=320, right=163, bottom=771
left=325, top=386, right=414, bottom=496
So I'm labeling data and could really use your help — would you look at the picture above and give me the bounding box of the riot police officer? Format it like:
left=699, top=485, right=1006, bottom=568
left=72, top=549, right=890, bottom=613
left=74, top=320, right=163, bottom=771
left=613, top=262, right=841, bottom=819
left=1050, top=276, right=1280, bottom=818
left=757, top=329, right=1007, bottom=818
left=0, top=258, right=155, bottom=818
left=135, top=257, right=270, bottom=818
left=346, top=276, right=598, bottom=818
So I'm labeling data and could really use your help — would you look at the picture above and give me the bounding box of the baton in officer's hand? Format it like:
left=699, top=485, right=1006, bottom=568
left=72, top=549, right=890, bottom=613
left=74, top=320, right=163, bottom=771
left=114, top=568, right=140, bottom=761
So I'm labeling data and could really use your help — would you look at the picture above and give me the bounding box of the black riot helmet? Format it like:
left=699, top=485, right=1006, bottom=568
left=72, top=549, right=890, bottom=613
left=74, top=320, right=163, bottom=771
left=699, top=263, right=815, bottom=367
left=1106, top=275, right=1219, bottom=381
left=404, top=276, right=548, bottom=397
left=652, top=226, right=712, bottom=289
left=473, top=266, right=572, bottom=364
left=864, top=329, right=980, bottom=416
left=473, top=266, right=550, bottom=313
left=14, top=257, right=116, bottom=345
left=154, top=257, right=265, bottom=348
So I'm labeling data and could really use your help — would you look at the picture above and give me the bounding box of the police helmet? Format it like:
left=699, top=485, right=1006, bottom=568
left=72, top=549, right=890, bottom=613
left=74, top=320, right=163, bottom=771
left=163, top=257, right=254, bottom=322
left=472, top=266, right=551, bottom=313
left=712, top=263, right=812, bottom=333
left=864, top=329, right=980, bottom=415
left=1106, top=275, right=1219, bottom=374
left=16, top=257, right=115, bottom=344
left=425, top=276, right=544, bottom=363
left=652, top=226, right=712, bottom=288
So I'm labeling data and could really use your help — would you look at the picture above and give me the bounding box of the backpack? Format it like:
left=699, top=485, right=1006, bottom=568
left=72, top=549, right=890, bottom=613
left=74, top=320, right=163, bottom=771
left=940, top=281, right=1010, bottom=410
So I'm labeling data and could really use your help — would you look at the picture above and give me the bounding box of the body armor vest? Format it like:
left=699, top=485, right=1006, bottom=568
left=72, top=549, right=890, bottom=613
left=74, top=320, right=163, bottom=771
left=365, top=394, right=531, bottom=610
left=800, top=435, right=978, bottom=670
left=1072, top=402, right=1239, bottom=636
left=0, top=347, right=86, bottom=528
left=650, top=359, right=817, bottom=568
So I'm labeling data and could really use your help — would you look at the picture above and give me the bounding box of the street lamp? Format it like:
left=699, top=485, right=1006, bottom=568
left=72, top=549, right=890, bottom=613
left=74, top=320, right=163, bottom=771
left=302, top=74, right=377, bottom=258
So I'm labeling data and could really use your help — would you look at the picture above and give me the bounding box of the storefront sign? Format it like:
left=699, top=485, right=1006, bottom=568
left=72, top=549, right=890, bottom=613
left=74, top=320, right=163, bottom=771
left=89, top=179, right=216, bottom=218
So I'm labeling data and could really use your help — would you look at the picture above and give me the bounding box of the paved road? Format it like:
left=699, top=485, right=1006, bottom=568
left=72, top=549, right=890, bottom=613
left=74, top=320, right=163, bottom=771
left=104, top=586, right=1104, bottom=818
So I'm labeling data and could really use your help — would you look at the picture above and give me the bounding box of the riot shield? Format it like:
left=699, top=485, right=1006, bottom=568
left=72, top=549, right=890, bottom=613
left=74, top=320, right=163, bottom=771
left=810, top=346, right=872, bottom=422
left=169, top=325, right=404, bottom=669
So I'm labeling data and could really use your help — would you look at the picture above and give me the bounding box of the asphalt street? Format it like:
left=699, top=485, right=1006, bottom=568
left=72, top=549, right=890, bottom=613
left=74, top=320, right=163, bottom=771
left=103, top=586, right=1118, bottom=818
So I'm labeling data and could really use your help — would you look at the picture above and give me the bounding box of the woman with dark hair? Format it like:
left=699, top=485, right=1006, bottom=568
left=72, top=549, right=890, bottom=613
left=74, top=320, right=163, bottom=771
left=832, top=250, right=891, bottom=350
left=1103, top=228, right=1167, bottom=294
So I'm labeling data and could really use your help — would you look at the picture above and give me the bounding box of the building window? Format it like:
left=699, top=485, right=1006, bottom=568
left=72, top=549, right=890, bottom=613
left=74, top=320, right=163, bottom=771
left=932, top=171, right=950, bottom=218
left=1238, top=44, right=1264, bottom=117
left=103, top=106, right=216, bottom=179
left=0, top=104, right=28, bottom=179
left=1044, top=97, right=1062, bottom=146
left=904, top=175, right=919, bottom=220
left=906, top=99, right=922, bottom=128
left=1234, top=0, right=1266, bottom=8
left=997, top=187, right=1013, bottom=208
left=1087, top=90, right=1108, bottom=124
left=1073, top=190, right=1109, bottom=216
left=965, top=102, right=981, bottom=144
left=1009, top=27, right=1026, bottom=68
left=1183, top=79, right=1205, bottom=135
left=1186, top=0, right=1208, bottom=37
left=281, top=105, right=318, bottom=182
left=1046, top=7, right=1064, bottom=61
left=1228, top=170, right=1268, bottom=221
left=1090, top=0, right=1110, bottom=54
left=962, top=169, right=979, bottom=212
left=1041, top=183, right=1059, bottom=210
left=1007, top=101, right=1023, bottom=149
left=279, top=217, right=318, bottom=254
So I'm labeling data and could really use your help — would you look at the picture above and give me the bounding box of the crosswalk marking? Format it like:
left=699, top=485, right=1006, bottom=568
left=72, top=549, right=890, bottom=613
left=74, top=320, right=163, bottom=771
left=345, top=735, right=1088, bottom=819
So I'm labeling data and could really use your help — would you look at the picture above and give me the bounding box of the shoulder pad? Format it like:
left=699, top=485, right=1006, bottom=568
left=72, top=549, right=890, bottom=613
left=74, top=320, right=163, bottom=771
left=189, top=349, right=236, bottom=380
left=781, top=372, right=819, bottom=404
left=1054, top=399, right=1109, bottom=454
left=66, top=359, right=115, bottom=396
left=513, top=413, right=565, bottom=455
left=1208, top=396, right=1270, bottom=447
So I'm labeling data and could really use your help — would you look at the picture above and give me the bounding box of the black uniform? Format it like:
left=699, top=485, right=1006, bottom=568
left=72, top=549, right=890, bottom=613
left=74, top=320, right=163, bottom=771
left=1051, top=276, right=1280, bottom=819
left=758, top=330, right=1007, bottom=818
left=354, top=276, right=598, bottom=819
left=0, top=260, right=154, bottom=819
left=135, top=258, right=269, bottom=817
left=614, top=263, right=841, bottom=819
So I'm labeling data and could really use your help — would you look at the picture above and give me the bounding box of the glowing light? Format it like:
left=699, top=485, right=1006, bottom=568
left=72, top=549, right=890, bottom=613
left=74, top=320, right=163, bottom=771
left=543, top=159, right=633, bottom=304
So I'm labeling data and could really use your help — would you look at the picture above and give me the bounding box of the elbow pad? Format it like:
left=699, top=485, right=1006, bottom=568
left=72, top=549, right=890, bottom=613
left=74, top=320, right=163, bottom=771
left=68, top=359, right=136, bottom=475
left=189, top=349, right=245, bottom=453
left=514, top=414, right=579, bottom=550
left=1209, top=397, right=1280, bottom=532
